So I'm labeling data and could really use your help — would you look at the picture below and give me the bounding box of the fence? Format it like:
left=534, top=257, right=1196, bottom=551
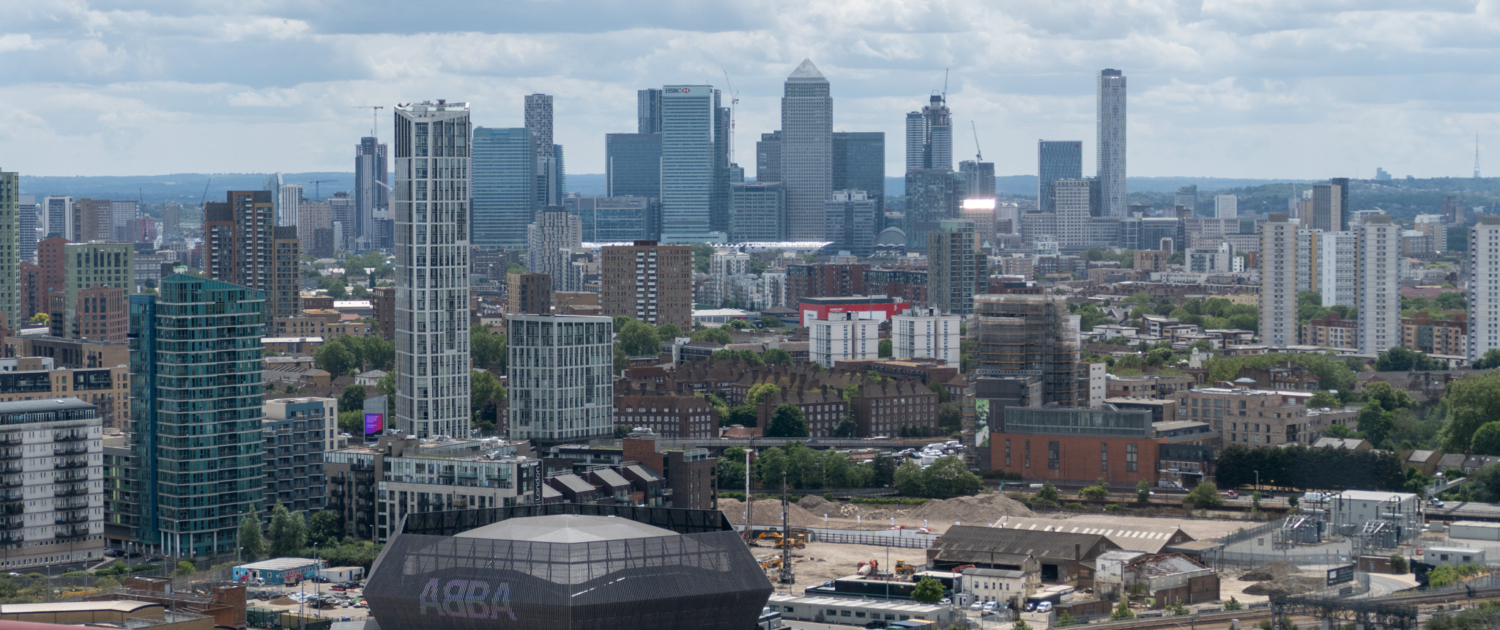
left=1200, top=547, right=1355, bottom=571
left=48, top=564, right=236, bottom=591
left=809, top=531, right=933, bottom=549
left=1216, top=516, right=1291, bottom=548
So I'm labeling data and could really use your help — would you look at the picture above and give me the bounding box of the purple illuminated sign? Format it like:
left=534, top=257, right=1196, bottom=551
left=364, top=413, right=383, bottom=434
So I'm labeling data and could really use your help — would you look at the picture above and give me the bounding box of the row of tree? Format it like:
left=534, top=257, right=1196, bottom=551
left=1214, top=444, right=1406, bottom=491
left=313, top=335, right=395, bottom=378
left=238, top=505, right=383, bottom=568
left=719, top=443, right=899, bottom=491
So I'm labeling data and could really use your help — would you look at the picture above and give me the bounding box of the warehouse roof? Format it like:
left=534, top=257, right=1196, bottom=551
left=988, top=517, right=1194, bottom=554
left=455, top=514, right=678, bottom=543
left=1, top=601, right=161, bottom=614
left=933, top=526, right=1115, bottom=565
left=237, top=558, right=321, bottom=571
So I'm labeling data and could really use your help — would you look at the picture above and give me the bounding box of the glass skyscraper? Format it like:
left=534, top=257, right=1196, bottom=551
left=605, top=133, right=662, bottom=199
left=1038, top=141, right=1083, bottom=214
left=393, top=100, right=472, bottom=439
left=355, top=137, right=388, bottom=245
left=660, top=85, right=717, bottom=243
left=129, top=275, right=265, bottom=558
left=472, top=127, right=536, bottom=249
left=833, top=131, right=885, bottom=215
left=1097, top=69, right=1127, bottom=217
left=781, top=59, right=832, bottom=241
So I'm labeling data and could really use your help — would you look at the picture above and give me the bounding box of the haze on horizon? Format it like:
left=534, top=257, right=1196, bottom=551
left=0, top=0, right=1495, bottom=180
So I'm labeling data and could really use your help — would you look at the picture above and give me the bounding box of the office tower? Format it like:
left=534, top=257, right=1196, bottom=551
left=756, top=131, right=782, bottom=184
left=730, top=182, right=784, bottom=242
left=525, top=93, right=561, bottom=208
left=0, top=172, right=15, bottom=329
left=129, top=275, right=265, bottom=558
left=1469, top=216, right=1500, bottom=362
left=1053, top=179, right=1093, bottom=249
left=927, top=220, right=980, bottom=316
left=660, top=85, right=717, bottom=242
left=962, top=198, right=998, bottom=246
left=781, top=59, right=833, bottom=241
left=1310, top=183, right=1341, bottom=232
left=110, top=200, right=138, bottom=241
left=904, top=169, right=960, bottom=252
left=601, top=240, right=692, bottom=331
left=959, top=160, right=996, bottom=198
left=17, top=195, right=35, bottom=264
left=823, top=190, right=877, bottom=257
left=1259, top=214, right=1298, bottom=349
left=0, top=399, right=103, bottom=568
left=297, top=200, right=332, bottom=248
left=1355, top=214, right=1400, bottom=355
left=328, top=193, right=355, bottom=250
left=61, top=242, right=132, bottom=339
left=1319, top=231, right=1357, bottom=307
left=553, top=143, right=568, bottom=204
left=565, top=196, right=657, bottom=242
left=204, top=191, right=298, bottom=318
left=1216, top=194, right=1238, bottom=219
left=605, top=132, right=662, bottom=200
left=507, top=272, right=552, bottom=315
left=1172, top=185, right=1197, bottom=215
left=922, top=95, right=952, bottom=171
left=892, top=307, right=961, bottom=368
left=637, top=88, right=663, bottom=134
left=904, top=112, right=926, bottom=174
left=1330, top=177, right=1351, bottom=231
left=1296, top=229, right=1321, bottom=294
left=711, top=104, right=732, bottom=237
left=73, top=198, right=112, bottom=242
left=277, top=184, right=302, bottom=227
left=44, top=196, right=70, bottom=240
left=1037, top=141, right=1083, bottom=214
left=970, top=291, right=1083, bottom=406
left=526, top=208, right=582, bottom=290
left=1097, top=69, right=1127, bottom=217
left=393, top=100, right=472, bottom=439
left=471, top=127, right=536, bottom=249
left=505, top=314, right=614, bottom=443
left=355, top=137, right=389, bottom=243
left=832, top=131, right=886, bottom=214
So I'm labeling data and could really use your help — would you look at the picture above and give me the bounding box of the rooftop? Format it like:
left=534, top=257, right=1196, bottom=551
left=0, top=601, right=160, bottom=614
left=455, top=514, right=679, bottom=543
left=237, top=558, right=321, bottom=571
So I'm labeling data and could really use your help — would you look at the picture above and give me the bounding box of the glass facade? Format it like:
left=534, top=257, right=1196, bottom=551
left=730, top=182, right=784, bottom=242
left=472, top=127, right=536, bottom=249
left=605, top=134, right=662, bottom=202
left=833, top=131, right=885, bottom=216
left=1038, top=141, right=1082, bottom=215
left=129, top=275, right=265, bottom=558
left=660, top=86, right=716, bottom=243
left=1001, top=407, right=1151, bottom=438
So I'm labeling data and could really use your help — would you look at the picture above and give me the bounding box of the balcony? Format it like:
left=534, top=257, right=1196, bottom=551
left=54, top=444, right=89, bottom=456
left=55, top=527, right=88, bottom=538
left=54, top=487, right=89, bottom=497
left=0, top=451, right=21, bottom=462
left=53, top=432, right=88, bottom=443
left=55, top=514, right=89, bottom=525
left=55, top=461, right=89, bottom=470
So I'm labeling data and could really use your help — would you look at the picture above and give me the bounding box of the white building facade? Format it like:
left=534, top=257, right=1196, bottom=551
left=809, top=312, right=880, bottom=368
left=506, top=315, right=615, bottom=442
left=1096, top=69, right=1127, bottom=217
left=890, top=307, right=961, bottom=368
left=1356, top=215, right=1400, bottom=355
left=1469, top=216, right=1500, bottom=362
left=1318, top=231, right=1357, bottom=307
left=1259, top=214, right=1298, bottom=349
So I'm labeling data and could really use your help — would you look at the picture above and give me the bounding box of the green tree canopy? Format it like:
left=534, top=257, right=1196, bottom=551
left=471, top=370, right=506, bottom=433
left=763, top=348, right=792, bottom=365
left=239, top=515, right=266, bottom=561
left=910, top=577, right=944, bottom=604
left=747, top=383, right=782, bottom=406
left=313, top=342, right=357, bottom=377
left=307, top=510, right=345, bottom=547
left=1206, top=353, right=1357, bottom=403
left=1215, top=444, right=1404, bottom=491
left=268, top=503, right=306, bottom=557
left=655, top=323, right=682, bottom=340
left=618, top=320, right=662, bottom=356
left=878, top=338, right=893, bottom=358
left=1363, top=381, right=1416, bottom=411
left=1443, top=373, right=1500, bottom=451
left=1472, top=422, right=1500, bottom=456
left=766, top=404, right=809, bottom=438
left=1375, top=347, right=1447, bottom=372
left=1473, top=349, right=1500, bottom=370
left=471, top=325, right=507, bottom=371
left=691, top=328, right=733, bottom=345
left=339, top=385, right=367, bottom=415
left=726, top=405, right=758, bottom=427
left=1185, top=481, right=1224, bottom=508
left=1307, top=390, right=1340, bottom=409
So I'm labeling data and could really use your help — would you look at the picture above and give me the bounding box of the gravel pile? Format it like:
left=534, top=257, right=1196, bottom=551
left=909, top=493, right=1032, bottom=525
left=1242, top=575, right=1324, bottom=597
left=720, top=498, right=821, bottom=528
left=797, top=495, right=830, bottom=511
left=1241, top=561, right=1301, bottom=582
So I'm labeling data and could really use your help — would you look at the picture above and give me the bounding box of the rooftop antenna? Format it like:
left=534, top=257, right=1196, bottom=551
left=971, top=120, right=983, bottom=162
left=942, top=68, right=949, bottom=104
left=354, top=106, right=385, bottom=139
left=722, top=70, right=740, bottom=164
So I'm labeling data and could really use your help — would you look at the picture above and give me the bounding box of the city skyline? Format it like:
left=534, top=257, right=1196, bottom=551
left=2, top=2, right=1496, bottom=180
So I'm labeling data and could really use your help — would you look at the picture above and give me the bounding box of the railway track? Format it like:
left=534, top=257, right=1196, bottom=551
left=1070, top=585, right=1500, bottom=630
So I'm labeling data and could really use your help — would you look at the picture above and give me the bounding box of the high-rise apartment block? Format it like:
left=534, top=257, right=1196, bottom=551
left=601, top=240, right=692, bottom=331
left=891, top=307, right=961, bottom=368
left=129, top=276, right=265, bottom=558
left=1356, top=215, right=1400, bottom=355
left=1310, top=183, right=1342, bottom=232
left=507, top=272, right=552, bottom=315
left=927, top=220, right=981, bottom=316
left=605, top=132, right=662, bottom=200
left=781, top=59, right=833, bottom=241
left=970, top=292, right=1083, bottom=406
left=904, top=169, right=960, bottom=252
left=44, top=196, right=70, bottom=240
left=1037, top=141, right=1083, bottom=214
left=907, top=95, right=952, bottom=172
left=1469, top=216, right=1500, bottom=362
left=204, top=192, right=299, bottom=319
left=660, top=85, right=719, bottom=242
left=1216, top=194, right=1238, bottom=219
left=525, top=93, right=562, bottom=208
left=832, top=132, right=885, bottom=214
left=1319, top=231, right=1357, bottom=307
left=506, top=315, right=615, bottom=443
left=261, top=397, right=335, bottom=518
left=355, top=137, right=389, bottom=246
left=271, top=226, right=300, bottom=318
left=526, top=208, right=582, bottom=290
left=0, top=398, right=104, bottom=570
left=1296, top=229, right=1321, bottom=294
left=809, top=312, right=880, bottom=368
left=71, top=198, right=112, bottom=243
left=1330, top=177, right=1351, bottom=231
left=1053, top=178, right=1093, bottom=249
left=472, top=127, right=536, bottom=249
left=730, top=182, right=784, bottom=242
left=1260, top=214, right=1298, bottom=349
left=60, top=242, right=132, bottom=340
left=277, top=184, right=302, bottom=227
left=824, top=190, right=878, bottom=257
left=0, top=172, right=16, bottom=329
left=17, top=194, right=35, bottom=265
left=393, top=100, right=473, bottom=439
left=297, top=200, right=332, bottom=249
left=1096, top=69, right=1127, bottom=217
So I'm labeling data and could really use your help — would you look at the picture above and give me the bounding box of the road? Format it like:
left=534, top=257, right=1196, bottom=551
left=1429, top=501, right=1500, bottom=520
left=1361, top=573, right=1417, bottom=599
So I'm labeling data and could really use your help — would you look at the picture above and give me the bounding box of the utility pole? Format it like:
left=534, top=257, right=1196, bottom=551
left=778, top=470, right=795, bottom=585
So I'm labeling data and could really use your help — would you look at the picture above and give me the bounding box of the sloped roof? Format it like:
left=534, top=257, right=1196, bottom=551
left=934, top=525, right=1114, bottom=563
left=456, top=514, right=677, bottom=543
left=988, top=517, right=1191, bottom=554
left=788, top=58, right=826, bottom=80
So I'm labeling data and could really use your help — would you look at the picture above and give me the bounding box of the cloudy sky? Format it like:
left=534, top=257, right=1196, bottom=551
left=1, top=0, right=1496, bottom=179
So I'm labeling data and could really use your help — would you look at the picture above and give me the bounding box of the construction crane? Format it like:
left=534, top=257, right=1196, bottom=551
left=304, top=180, right=338, bottom=201
left=721, top=70, right=740, bottom=164
left=971, top=121, right=983, bottom=162
left=353, top=106, right=385, bottom=139
left=200, top=178, right=212, bottom=207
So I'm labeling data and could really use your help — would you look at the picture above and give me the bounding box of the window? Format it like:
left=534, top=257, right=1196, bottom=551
left=1101, top=442, right=1109, bottom=471
left=1005, top=439, right=1011, bottom=467
left=1126, top=444, right=1138, bottom=472
left=1024, top=441, right=1030, bottom=468
left=1048, top=441, right=1060, bottom=470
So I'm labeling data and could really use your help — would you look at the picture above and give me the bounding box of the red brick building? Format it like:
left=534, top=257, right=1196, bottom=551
left=987, top=406, right=1163, bottom=485
left=48, top=286, right=127, bottom=342
left=614, top=394, right=718, bottom=439
left=757, top=388, right=847, bottom=437
left=849, top=380, right=939, bottom=437
left=786, top=263, right=869, bottom=305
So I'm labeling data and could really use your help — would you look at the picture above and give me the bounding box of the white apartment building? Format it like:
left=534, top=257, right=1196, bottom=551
left=1296, top=228, right=1321, bottom=294
left=0, top=399, right=104, bottom=570
left=890, top=307, right=961, bottom=368
left=506, top=315, right=615, bottom=443
left=1089, top=362, right=1107, bottom=409
left=1053, top=179, right=1092, bottom=249
left=1215, top=194, right=1237, bottom=219
left=1318, top=231, right=1356, bottom=308
left=1469, top=216, right=1500, bottom=362
left=809, top=312, right=880, bottom=368
left=1356, top=215, right=1400, bottom=355
left=1259, top=214, right=1298, bottom=349
left=709, top=248, right=751, bottom=308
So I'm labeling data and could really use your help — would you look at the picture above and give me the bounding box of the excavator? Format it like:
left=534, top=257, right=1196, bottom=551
left=894, top=560, right=916, bottom=576
left=754, top=531, right=807, bottom=549
left=760, top=557, right=783, bottom=571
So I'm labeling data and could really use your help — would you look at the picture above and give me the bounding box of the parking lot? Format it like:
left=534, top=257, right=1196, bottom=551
left=244, top=579, right=372, bottom=623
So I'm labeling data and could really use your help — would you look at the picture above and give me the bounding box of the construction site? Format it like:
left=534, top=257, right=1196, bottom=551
left=969, top=292, right=1084, bottom=407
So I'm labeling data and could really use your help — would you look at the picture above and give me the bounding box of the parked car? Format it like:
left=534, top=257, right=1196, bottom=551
left=1224, top=490, right=1239, bottom=499
left=1037, top=602, right=1054, bottom=613
left=1431, top=498, right=1445, bottom=508
left=969, top=602, right=984, bottom=611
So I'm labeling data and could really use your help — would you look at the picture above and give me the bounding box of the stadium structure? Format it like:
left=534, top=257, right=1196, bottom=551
left=363, top=503, right=773, bottom=630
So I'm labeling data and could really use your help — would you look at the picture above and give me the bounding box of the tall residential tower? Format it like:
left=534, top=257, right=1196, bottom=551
left=355, top=137, right=389, bottom=248
left=1097, top=69, right=1127, bottom=217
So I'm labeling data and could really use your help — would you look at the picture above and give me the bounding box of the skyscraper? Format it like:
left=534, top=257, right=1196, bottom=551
left=393, top=100, right=472, bottom=439
left=660, top=85, right=717, bottom=243
left=756, top=131, right=782, bottom=184
left=1330, top=177, right=1351, bottom=231
left=637, top=88, right=663, bottom=134
left=0, top=172, right=16, bottom=329
left=17, top=194, right=34, bottom=265
left=1097, top=69, right=1127, bottom=217
left=1174, top=185, right=1197, bottom=215
left=1310, top=183, right=1342, bottom=232
left=130, top=275, right=265, bottom=558
left=73, top=198, right=112, bottom=242
left=1037, top=141, right=1083, bottom=214
left=526, top=208, right=582, bottom=291
left=506, top=314, right=615, bottom=443
left=204, top=191, right=298, bottom=318
left=904, top=112, right=926, bottom=174
left=823, top=190, right=877, bottom=257
left=1355, top=214, right=1400, bottom=355
left=781, top=59, right=833, bottom=241
left=711, top=101, right=732, bottom=237
left=922, top=95, right=952, bottom=171
left=959, top=160, right=995, bottom=198
left=525, top=94, right=561, bottom=207
left=1216, top=194, right=1238, bottom=219
left=1053, top=179, right=1093, bottom=249
left=904, top=169, right=960, bottom=252
left=928, top=220, right=980, bottom=316
left=355, top=137, right=389, bottom=244
left=61, top=242, right=133, bottom=339
left=278, top=184, right=302, bottom=227
left=832, top=131, right=885, bottom=214
left=1260, top=214, right=1298, bottom=349
left=44, top=196, right=70, bottom=240
left=730, top=182, right=784, bottom=242
left=1469, top=216, right=1500, bottom=362
left=605, top=132, right=661, bottom=200
left=472, top=127, right=536, bottom=249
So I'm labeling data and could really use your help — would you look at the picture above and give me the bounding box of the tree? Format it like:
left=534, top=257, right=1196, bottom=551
left=1307, top=390, right=1340, bottom=409
left=726, top=405, right=758, bottom=427
left=176, top=560, right=196, bottom=576
left=471, top=370, right=506, bottom=433
left=758, top=315, right=784, bottom=329
left=1136, top=480, right=1151, bottom=502
left=894, top=461, right=925, bottom=496
left=1375, top=347, right=1446, bottom=372
left=910, top=577, right=944, bottom=604
left=872, top=454, right=896, bottom=487
left=339, top=385, right=367, bottom=416
left=766, top=404, right=808, bottom=438
left=1435, top=292, right=1467, bottom=311
left=314, top=342, right=357, bottom=377
left=1110, top=599, right=1136, bottom=620
left=471, top=326, right=507, bottom=371
left=1444, top=373, right=1500, bottom=451
left=618, top=320, right=662, bottom=356
left=268, top=503, right=307, bottom=557
left=1324, top=424, right=1354, bottom=438
left=747, top=383, right=782, bottom=406
left=1036, top=482, right=1061, bottom=502
left=1357, top=405, right=1394, bottom=447
left=1185, top=481, right=1224, bottom=509
left=763, top=348, right=792, bottom=365
left=1364, top=381, right=1415, bottom=412
left=1473, top=422, right=1500, bottom=456
left=655, top=323, right=682, bottom=340
left=27, top=313, right=47, bottom=325
left=239, top=515, right=266, bottom=561
left=832, top=416, right=858, bottom=438
left=337, top=410, right=363, bottom=435
left=1079, top=478, right=1109, bottom=500
left=377, top=368, right=396, bottom=398
left=919, top=456, right=982, bottom=498
left=937, top=402, right=963, bottom=435
left=1014, top=622, right=1032, bottom=630
left=307, top=510, right=344, bottom=547
left=613, top=345, right=630, bottom=374
left=1474, top=349, right=1500, bottom=370
left=878, top=338, right=892, bottom=358
left=717, top=447, right=747, bottom=490
left=1223, top=597, right=1242, bottom=611
left=1390, top=554, right=1409, bottom=574
left=691, top=328, right=733, bottom=345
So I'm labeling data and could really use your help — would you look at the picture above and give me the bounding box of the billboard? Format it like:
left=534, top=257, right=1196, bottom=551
left=1326, top=564, right=1354, bottom=586
left=365, top=413, right=384, bottom=435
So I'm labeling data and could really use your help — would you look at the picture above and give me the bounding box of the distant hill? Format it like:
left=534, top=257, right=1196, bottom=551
left=19, top=172, right=358, bottom=205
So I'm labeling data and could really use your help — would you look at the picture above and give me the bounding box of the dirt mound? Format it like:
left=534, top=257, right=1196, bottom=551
left=1242, top=561, right=1301, bottom=582
left=798, top=495, right=829, bottom=510
left=271, top=597, right=298, bottom=606
left=908, top=493, right=1032, bottom=525
left=1242, top=575, right=1324, bottom=597
left=720, top=498, right=821, bottom=528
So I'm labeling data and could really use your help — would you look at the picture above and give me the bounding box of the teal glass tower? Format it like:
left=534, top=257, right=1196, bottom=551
left=129, top=275, right=266, bottom=558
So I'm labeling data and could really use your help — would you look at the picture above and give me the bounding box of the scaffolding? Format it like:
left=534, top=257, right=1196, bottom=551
left=970, top=293, right=1083, bottom=406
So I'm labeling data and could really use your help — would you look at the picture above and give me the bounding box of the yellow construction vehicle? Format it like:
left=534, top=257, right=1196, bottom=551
left=754, top=531, right=807, bottom=549
left=894, top=560, right=916, bottom=576
left=760, top=557, right=782, bottom=570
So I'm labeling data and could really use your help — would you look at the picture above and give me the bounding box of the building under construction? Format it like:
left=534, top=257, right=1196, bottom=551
left=969, top=292, right=1083, bottom=407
